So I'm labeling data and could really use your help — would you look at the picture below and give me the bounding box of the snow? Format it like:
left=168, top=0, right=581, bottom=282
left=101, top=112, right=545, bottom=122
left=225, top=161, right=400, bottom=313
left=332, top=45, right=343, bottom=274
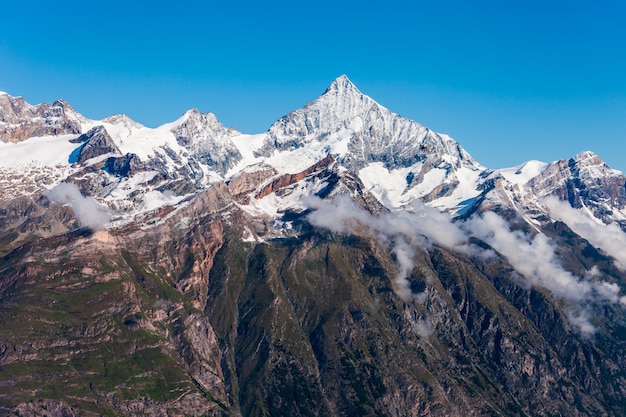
left=359, top=162, right=482, bottom=212
left=359, top=162, right=412, bottom=207
left=497, top=160, right=548, bottom=185
left=0, top=134, right=80, bottom=167
left=227, top=133, right=267, bottom=176
left=81, top=117, right=184, bottom=161
left=243, top=176, right=327, bottom=218
left=229, top=127, right=353, bottom=178
left=141, top=190, right=186, bottom=212
left=105, top=170, right=159, bottom=200
left=431, top=167, right=483, bottom=212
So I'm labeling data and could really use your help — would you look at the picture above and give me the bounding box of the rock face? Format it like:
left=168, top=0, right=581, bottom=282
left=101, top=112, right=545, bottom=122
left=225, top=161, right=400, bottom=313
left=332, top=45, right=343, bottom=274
left=172, top=109, right=242, bottom=175
left=255, top=155, right=334, bottom=199
left=104, top=153, right=142, bottom=177
left=529, top=151, right=626, bottom=226
left=0, top=93, right=84, bottom=142
left=71, top=125, right=121, bottom=164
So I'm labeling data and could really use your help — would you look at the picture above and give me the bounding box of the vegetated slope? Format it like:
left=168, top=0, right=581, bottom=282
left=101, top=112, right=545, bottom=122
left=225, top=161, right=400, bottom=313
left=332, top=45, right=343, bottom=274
left=1, top=168, right=626, bottom=416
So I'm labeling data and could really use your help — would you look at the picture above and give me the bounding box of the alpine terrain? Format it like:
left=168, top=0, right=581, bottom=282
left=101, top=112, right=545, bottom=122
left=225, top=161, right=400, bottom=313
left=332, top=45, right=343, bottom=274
left=1, top=76, right=626, bottom=416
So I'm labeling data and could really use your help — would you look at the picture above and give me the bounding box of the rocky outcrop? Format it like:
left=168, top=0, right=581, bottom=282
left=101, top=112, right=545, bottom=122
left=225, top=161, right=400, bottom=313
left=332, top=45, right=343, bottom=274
left=0, top=94, right=84, bottom=142
left=104, top=153, right=142, bottom=177
left=255, top=155, right=334, bottom=199
left=227, top=164, right=277, bottom=203
left=172, top=109, right=242, bottom=175
left=529, top=151, right=626, bottom=225
left=70, top=125, right=121, bottom=164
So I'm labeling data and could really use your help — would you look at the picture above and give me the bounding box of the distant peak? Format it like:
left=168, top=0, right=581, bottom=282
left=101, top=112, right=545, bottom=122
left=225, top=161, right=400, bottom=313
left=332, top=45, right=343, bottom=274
left=102, top=113, right=144, bottom=129
left=324, top=74, right=362, bottom=96
left=181, top=108, right=221, bottom=123
left=573, top=150, right=598, bottom=161
left=571, top=151, right=603, bottom=166
left=52, top=99, right=73, bottom=109
left=185, top=108, right=201, bottom=116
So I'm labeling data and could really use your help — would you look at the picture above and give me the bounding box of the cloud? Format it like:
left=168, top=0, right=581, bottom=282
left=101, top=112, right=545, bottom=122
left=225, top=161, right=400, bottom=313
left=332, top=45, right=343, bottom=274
left=543, top=196, right=626, bottom=269
left=462, top=212, right=594, bottom=302
left=415, top=318, right=434, bottom=338
left=462, top=210, right=625, bottom=335
left=44, top=182, right=111, bottom=230
left=567, top=310, right=596, bottom=338
left=306, top=193, right=626, bottom=335
left=305, top=195, right=472, bottom=301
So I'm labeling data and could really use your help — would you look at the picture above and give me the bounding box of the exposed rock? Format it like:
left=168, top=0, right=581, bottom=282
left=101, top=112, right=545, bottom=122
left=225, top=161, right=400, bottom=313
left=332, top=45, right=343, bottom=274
left=0, top=94, right=84, bottom=142
left=104, top=153, right=142, bottom=177
left=529, top=151, right=626, bottom=225
left=255, top=155, right=334, bottom=199
left=71, top=125, right=121, bottom=164
left=172, top=109, right=242, bottom=175
left=227, top=164, right=277, bottom=203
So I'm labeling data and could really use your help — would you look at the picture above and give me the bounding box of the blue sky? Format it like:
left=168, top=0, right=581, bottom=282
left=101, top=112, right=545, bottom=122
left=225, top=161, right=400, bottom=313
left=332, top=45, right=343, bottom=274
left=1, top=0, right=625, bottom=171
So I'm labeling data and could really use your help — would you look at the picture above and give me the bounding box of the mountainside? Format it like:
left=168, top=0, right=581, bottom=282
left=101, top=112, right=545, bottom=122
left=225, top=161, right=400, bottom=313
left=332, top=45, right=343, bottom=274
left=1, top=78, right=626, bottom=416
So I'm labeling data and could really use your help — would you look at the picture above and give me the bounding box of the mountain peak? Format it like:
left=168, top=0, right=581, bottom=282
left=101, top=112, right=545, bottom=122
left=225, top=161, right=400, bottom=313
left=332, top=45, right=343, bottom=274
left=572, top=150, right=601, bottom=165
left=323, top=74, right=364, bottom=100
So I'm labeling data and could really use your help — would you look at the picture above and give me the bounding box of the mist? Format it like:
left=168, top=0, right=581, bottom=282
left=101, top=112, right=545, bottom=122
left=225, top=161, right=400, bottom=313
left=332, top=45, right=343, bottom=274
left=544, top=196, right=626, bottom=270
left=44, top=182, right=112, bottom=230
left=305, top=195, right=473, bottom=301
left=305, top=194, right=626, bottom=335
left=461, top=210, right=626, bottom=335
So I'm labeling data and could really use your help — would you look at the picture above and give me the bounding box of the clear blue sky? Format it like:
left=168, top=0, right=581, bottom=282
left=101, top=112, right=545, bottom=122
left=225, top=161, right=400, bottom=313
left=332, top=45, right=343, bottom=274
left=1, top=0, right=625, bottom=171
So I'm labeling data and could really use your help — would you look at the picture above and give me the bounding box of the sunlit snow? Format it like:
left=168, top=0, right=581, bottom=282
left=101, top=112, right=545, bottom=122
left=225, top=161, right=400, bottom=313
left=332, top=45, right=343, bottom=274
left=498, top=160, right=548, bottom=184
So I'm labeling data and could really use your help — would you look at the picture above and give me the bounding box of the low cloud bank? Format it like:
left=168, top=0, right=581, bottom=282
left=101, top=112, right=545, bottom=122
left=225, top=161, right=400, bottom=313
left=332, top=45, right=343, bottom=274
left=462, top=211, right=626, bottom=336
left=44, top=182, right=111, bottom=230
left=462, top=211, right=621, bottom=304
left=305, top=195, right=626, bottom=336
left=544, top=196, right=626, bottom=270
left=305, top=195, right=475, bottom=301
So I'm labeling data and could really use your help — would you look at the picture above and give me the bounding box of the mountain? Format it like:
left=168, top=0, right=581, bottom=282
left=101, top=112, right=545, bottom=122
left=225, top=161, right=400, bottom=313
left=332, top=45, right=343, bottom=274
left=0, top=92, right=86, bottom=142
left=1, top=76, right=626, bottom=416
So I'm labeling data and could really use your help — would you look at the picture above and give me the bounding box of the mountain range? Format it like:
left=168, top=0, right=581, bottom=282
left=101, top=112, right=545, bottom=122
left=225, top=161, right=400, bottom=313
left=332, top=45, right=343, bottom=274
left=1, top=76, right=626, bottom=416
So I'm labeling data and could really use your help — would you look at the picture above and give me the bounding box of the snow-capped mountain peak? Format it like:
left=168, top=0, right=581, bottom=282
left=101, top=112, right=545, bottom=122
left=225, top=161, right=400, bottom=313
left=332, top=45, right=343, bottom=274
left=0, top=93, right=86, bottom=142
left=4, top=77, right=624, bottom=233
left=249, top=76, right=488, bottom=212
left=102, top=114, right=145, bottom=131
left=323, top=74, right=367, bottom=101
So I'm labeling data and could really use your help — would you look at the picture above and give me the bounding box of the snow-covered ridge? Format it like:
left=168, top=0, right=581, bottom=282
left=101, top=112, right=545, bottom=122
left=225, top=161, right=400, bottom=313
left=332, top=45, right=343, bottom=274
left=497, top=160, right=549, bottom=185
left=0, top=78, right=624, bottom=231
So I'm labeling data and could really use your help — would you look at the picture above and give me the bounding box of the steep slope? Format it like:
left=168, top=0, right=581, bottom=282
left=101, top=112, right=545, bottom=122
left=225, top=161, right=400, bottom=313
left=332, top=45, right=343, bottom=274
left=258, top=75, right=486, bottom=210
left=530, top=151, right=626, bottom=227
left=2, top=174, right=626, bottom=416
left=0, top=92, right=86, bottom=142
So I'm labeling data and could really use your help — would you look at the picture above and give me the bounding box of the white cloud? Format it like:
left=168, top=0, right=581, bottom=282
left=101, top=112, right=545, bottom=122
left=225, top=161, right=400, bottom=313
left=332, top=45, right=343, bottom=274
left=544, top=196, right=626, bottom=269
left=44, top=182, right=111, bottom=230
left=415, top=318, right=434, bottom=338
left=462, top=210, right=626, bottom=335
left=305, top=195, right=475, bottom=301
left=462, top=212, right=595, bottom=302
left=305, top=194, right=626, bottom=336
left=567, top=310, right=596, bottom=338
